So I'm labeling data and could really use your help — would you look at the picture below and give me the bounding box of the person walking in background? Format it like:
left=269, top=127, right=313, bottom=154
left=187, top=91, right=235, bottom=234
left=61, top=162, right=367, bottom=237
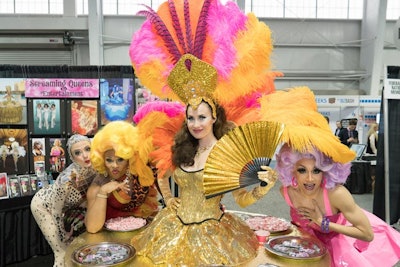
left=338, top=119, right=359, bottom=147
left=334, top=120, right=342, bottom=137
left=269, top=143, right=400, bottom=267
left=366, top=123, right=378, bottom=155
left=31, top=134, right=96, bottom=267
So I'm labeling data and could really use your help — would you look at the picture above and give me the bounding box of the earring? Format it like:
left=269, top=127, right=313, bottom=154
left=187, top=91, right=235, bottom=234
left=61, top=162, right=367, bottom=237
left=291, top=177, right=298, bottom=188
left=321, top=177, right=326, bottom=188
left=103, top=171, right=108, bottom=178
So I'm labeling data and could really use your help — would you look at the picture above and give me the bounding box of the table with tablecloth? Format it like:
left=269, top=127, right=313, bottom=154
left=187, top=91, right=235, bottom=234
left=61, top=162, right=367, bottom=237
left=65, top=211, right=330, bottom=267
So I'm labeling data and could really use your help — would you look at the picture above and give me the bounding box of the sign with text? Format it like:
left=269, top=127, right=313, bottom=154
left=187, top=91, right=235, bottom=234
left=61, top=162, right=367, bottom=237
left=315, top=96, right=381, bottom=107
left=384, top=65, right=400, bottom=99
left=384, top=79, right=400, bottom=99
left=25, top=79, right=99, bottom=98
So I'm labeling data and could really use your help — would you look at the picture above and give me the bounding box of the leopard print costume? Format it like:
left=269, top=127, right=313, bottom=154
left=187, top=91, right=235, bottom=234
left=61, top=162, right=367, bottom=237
left=31, top=163, right=97, bottom=267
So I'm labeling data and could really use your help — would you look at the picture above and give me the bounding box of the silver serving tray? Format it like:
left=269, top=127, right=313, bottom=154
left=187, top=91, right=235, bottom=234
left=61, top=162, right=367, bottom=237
left=71, top=242, right=135, bottom=266
left=265, top=236, right=326, bottom=261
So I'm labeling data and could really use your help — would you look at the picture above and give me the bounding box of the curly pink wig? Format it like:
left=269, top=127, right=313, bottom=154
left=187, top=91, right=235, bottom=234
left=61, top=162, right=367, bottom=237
left=275, top=144, right=352, bottom=189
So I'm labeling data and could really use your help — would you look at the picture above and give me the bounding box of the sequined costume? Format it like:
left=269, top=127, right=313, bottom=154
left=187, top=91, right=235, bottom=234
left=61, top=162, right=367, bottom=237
left=90, top=173, right=159, bottom=220
left=30, top=163, right=97, bottom=267
left=132, top=168, right=258, bottom=266
left=283, top=186, right=400, bottom=267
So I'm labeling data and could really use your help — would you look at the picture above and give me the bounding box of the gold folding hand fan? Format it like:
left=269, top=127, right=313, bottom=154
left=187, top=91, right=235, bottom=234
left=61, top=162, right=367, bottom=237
left=203, top=121, right=284, bottom=199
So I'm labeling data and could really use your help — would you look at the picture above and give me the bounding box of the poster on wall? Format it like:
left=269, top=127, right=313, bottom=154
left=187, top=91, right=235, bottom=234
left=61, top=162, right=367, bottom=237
left=0, top=78, right=27, bottom=125
left=68, top=100, right=99, bottom=136
left=31, top=137, right=46, bottom=175
left=48, top=137, right=66, bottom=173
left=100, top=78, right=135, bottom=125
left=29, top=99, right=65, bottom=135
left=8, top=175, right=21, bottom=198
left=0, top=128, right=28, bottom=175
left=0, top=173, right=8, bottom=199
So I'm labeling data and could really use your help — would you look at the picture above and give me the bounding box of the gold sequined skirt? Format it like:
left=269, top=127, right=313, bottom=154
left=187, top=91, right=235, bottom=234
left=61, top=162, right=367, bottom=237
left=131, top=207, right=258, bottom=266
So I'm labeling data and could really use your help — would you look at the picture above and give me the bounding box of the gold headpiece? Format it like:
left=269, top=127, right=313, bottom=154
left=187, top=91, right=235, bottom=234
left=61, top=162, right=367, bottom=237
left=167, top=54, right=217, bottom=118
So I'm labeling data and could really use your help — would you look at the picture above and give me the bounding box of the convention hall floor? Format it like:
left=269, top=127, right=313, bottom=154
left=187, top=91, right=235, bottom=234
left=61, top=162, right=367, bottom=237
left=7, top=182, right=400, bottom=266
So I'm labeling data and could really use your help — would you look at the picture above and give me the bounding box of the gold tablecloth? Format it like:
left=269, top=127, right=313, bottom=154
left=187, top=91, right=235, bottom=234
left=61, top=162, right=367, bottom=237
left=65, top=212, right=331, bottom=267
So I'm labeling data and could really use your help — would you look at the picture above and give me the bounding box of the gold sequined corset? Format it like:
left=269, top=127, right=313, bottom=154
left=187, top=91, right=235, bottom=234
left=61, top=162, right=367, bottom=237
left=174, top=168, right=223, bottom=224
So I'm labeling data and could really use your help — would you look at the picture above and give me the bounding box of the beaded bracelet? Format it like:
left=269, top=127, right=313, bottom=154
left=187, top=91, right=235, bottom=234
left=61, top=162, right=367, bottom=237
left=96, top=193, right=108, bottom=199
left=321, top=216, right=330, bottom=233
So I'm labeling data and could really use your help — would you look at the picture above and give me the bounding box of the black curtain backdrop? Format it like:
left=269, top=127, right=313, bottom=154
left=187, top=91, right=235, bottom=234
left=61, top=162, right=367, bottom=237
left=373, top=92, right=400, bottom=225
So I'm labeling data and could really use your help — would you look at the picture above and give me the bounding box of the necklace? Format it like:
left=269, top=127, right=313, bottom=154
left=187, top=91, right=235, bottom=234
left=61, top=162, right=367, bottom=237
left=195, top=144, right=214, bottom=157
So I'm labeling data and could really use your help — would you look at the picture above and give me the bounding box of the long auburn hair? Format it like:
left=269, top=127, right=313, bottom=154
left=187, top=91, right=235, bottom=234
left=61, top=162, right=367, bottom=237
left=172, top=101, right=234, bottom=167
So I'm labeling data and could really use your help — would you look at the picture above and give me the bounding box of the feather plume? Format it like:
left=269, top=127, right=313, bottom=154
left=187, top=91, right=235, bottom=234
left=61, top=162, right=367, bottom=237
left=281, top=125, right=356, bottom=163
left=130, top=0, right=277, bottom=104
left=132, top=155, right=156, bottom=186
left=192, top=0, right=212, bottom=58
left=133, top=100, right=185, bottom=124
left=184, top=0, right=193, bottom=53
left=136, top=112, right=165, bottom=165
left=206, top=1, right=246, bottom=79
left=258, top=87, right=354, bottom=163
left=137, top=7, right=181, bottom=63
left=150, top=114, right=185, bottom=178
left=211, top=12, right=275, bottom=105
left=259, top=87, right=330, bottom=131
left=168, top=0, right=187, bottom=52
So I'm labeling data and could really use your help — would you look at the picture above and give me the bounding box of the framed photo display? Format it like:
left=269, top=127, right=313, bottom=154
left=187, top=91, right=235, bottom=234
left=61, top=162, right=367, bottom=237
left=48, top=137, right=66, bottom=173
left=99, top=78, right=135, bottom=125
left=28, top=99, right=65, bottom=135
left=0, top=128, right=28, bottom=175
left=67, top=99, right=99, bottom=136
left=18, top=174, right=31, bottom=196
left=0, top=78, right=27, bottom=125
left=0, top=172, right=8, bottom=199
left=30, top=137, right=46, bottom=175
left=8, top=175, right=21, bottom=198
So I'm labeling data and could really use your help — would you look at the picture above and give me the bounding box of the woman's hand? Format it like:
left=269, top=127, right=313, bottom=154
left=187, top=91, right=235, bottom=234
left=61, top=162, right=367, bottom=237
left=257, top=165, right=278, bottom=186
left=297, top=199, right=324, bottom=226
left=166, top=197, right=181, bottom=211
left=100, top=180, right=130, bottom=195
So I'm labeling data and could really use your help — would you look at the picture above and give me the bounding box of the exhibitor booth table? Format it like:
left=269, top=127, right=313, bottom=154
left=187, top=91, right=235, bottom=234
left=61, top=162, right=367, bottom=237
left=0, top=195, right=51, bottom=266
left=65, top=211, right=330, bottom=267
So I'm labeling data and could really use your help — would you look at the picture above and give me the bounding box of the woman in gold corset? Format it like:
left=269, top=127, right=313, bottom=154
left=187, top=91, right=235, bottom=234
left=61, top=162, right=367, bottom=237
left=129, top=0, right=279, bottom=265
left=132, top=99, right=277, bottom=266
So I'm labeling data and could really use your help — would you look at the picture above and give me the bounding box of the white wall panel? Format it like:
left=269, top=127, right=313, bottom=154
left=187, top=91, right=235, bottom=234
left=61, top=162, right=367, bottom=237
left=0, top=50, right=72, bottom=65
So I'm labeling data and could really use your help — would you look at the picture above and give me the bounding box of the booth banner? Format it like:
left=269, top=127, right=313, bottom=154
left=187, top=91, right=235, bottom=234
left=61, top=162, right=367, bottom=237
left=315, top=95, right=381, bottom=107
left=25, top=79, right=99, bottom=98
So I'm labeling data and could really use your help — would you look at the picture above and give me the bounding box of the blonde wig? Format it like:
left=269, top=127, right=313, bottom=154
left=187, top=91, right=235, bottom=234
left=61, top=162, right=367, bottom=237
left=90, top=121, right=154, bottom=186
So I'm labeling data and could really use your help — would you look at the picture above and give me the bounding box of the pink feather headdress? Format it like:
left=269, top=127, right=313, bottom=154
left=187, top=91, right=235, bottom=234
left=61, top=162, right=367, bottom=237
left=129, top=0, right=279, bottom=107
